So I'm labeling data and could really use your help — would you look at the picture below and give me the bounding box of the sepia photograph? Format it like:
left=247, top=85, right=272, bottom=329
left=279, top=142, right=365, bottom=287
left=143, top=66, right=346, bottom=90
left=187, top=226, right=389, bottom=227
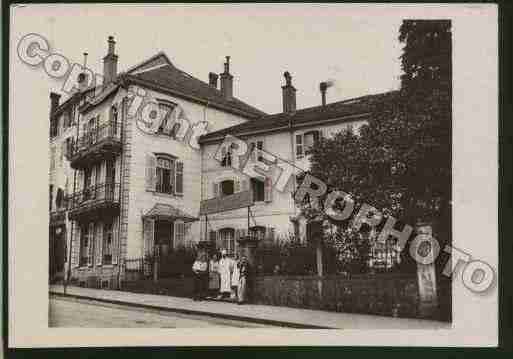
left=7, top=3, right=499, bottom=348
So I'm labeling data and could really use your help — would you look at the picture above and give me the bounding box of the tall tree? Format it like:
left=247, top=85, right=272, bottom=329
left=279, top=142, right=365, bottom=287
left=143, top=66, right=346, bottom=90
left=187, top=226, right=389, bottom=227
left=301, top=20, right=452, bottom=274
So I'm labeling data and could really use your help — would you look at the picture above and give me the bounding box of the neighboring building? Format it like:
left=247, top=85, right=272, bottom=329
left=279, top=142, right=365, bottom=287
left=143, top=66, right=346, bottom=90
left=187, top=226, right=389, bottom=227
left=49, top=37, right=399, bottom=287
left=199, top=72, right=398, bottom=256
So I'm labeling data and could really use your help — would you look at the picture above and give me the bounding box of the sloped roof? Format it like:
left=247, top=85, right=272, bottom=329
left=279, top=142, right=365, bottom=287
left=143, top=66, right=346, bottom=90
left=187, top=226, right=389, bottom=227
left=123, top=52, right=266, bottom=119
left=199, top=91, right=399, bottom=143
left=143, top=203, right=198, bottom=223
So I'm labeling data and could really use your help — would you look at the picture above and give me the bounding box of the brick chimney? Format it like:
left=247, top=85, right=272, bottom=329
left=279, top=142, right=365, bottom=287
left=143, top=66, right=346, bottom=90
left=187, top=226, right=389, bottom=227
left=102, top=36, right=118, bottom=85
left=220, top=56, right=233, bottom=99
left=320, top=82, right=328, bottom=106
left=50, top=92, right=61, bottom=115
left=77, top=52, right=89, bottom=92
left=209, top=72, right=218, bottom=88
left=282, top=71, right=296, bottom=113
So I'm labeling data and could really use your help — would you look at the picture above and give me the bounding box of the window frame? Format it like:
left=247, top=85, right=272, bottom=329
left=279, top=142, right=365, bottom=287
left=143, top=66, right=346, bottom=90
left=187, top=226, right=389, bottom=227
left=251, top=178, right=265, bottom=202
left=220, top=179, right=235, bottom=197
left=218, top=227, right=235, bottom=255
left=155, top=155, right=175, bottom=195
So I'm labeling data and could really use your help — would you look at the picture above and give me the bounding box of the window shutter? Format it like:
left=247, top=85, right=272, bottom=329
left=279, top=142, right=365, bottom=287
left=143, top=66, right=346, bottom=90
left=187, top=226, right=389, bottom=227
left=174, top=221, right=184, bottom=248
left=241, top=179, right=249, bottom=192
left=296, top=134, right=303, bottom=159
left=61, top=141, right=67, bottom=160
left=265, top=226, right=274, bottom=242
left=175, top=161, right=183, bottom=195
left=209, top=230, right=217, bottom=244
left=184, top=223, right=192, bottom=247
left=264, top=177, right=273, bottom=202
left=77, top=170, right=83, bottom=192
left=71, top=224, right=80, bottom=268
left=143, top=218, right=154, bottom=257
left=250, top=142, right=256, bottom=162
left=96, top=221, right=103, bottom=266
left=257, top=140, right=264, bottom=162
left=234, top=179, right=240, bottom=193
left=87, top=222, right=94, bottom=266
left=145, top=154, right=157, bottom=191
left=213, top=182, right=219, bottom=198
left=313, top=130, right=320, bottom=146
left=112, top=217, right=119, bottom=264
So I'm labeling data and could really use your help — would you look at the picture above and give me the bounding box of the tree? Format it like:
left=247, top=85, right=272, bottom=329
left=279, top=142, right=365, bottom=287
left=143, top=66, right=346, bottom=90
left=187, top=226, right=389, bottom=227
left=300, top=20, right=452, bottom=276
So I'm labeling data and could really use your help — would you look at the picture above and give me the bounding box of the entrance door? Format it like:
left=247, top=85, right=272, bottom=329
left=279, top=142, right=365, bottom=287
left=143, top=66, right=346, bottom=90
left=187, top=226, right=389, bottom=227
left=155, top=220, right=174, bottom=256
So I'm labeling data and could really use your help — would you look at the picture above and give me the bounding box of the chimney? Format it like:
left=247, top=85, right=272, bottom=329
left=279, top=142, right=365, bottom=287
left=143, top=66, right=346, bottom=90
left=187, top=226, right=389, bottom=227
left=209, top=72, right=218, bottom=88
left=219, top=56, right=233, bottom=99
left=102, top=36, right=118, bottom=85
left=282, top=71, right=297, bottom=113
left=320, top=82, right=328, bottom=106
left=50, top=92, right=61, bottom=115
left=77, top=52, right=89, bottom=92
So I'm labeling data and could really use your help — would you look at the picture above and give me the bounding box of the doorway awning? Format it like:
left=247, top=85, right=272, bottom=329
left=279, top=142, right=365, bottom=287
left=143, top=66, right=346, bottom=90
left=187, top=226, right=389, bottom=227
left=143, top=203, right=198, bottom=223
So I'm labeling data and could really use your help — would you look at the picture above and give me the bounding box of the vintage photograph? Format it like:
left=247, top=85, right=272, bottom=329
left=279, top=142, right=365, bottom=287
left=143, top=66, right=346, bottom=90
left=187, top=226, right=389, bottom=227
left=42, top=6, right=451, bottom=329
left=8, top=3, right=500, bottom=346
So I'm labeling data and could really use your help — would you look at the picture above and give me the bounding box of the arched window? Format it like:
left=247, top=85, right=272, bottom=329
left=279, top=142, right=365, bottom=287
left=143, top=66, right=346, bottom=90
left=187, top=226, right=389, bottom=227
left=218, top=227, right=235, bottom=255
left=220, top=179, right=234, bottom=196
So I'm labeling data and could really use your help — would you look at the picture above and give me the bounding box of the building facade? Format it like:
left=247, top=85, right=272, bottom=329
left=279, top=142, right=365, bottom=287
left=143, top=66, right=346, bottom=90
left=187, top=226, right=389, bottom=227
left=49, top=37, right=399, bottom=287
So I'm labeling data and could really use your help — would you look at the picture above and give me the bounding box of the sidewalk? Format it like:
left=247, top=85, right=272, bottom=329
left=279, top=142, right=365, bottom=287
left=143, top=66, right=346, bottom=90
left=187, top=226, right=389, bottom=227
left=50, top=285, right=450, bottom=329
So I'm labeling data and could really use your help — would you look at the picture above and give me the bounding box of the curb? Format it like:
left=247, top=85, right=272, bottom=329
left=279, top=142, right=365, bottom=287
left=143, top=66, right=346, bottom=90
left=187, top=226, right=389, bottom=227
left=50, top=291, right=332, bottom=329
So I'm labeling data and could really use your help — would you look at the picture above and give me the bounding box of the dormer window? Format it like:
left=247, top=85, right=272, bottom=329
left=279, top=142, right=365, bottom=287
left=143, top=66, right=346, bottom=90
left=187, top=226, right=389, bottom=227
left=249, top=140, right=264, bottom=162
left=156, top=102, right=177, bottom=136
left=220, top=145, right=232, bottom=167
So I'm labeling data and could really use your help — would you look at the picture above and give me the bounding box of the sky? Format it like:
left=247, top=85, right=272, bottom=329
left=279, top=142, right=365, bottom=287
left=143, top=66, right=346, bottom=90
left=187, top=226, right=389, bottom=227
left=10, top=3, right=403, bottom=115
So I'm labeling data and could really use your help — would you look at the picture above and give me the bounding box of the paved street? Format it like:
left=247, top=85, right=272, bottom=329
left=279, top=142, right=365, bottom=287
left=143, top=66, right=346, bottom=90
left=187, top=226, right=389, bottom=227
left=49, top=296, right=277, bottom=328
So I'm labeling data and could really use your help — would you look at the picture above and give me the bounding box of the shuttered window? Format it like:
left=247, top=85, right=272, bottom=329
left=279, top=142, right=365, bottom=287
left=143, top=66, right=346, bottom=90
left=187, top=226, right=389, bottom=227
left=147, top=154, right=183, bottom=197
left=156, top=157, right=173, bottom=194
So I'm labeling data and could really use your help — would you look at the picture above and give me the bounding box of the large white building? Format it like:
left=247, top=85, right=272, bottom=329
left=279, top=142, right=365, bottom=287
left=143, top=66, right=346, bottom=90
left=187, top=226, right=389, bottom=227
left=49, top=36, right=397, bottom=287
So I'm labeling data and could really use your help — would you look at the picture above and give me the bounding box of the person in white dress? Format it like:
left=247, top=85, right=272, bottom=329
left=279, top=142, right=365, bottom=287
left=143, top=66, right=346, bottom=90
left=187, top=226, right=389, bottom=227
left=230, top=254, right=240, bottom=300
left=217, top=249, right=233, bottom=299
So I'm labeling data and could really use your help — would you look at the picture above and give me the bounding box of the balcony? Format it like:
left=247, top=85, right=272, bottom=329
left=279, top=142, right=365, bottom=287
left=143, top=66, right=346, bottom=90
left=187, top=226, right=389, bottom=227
left=68, top=121, right=122, bottom=169
left=68, top=183, right=120, bottom=220
left=50, top=209, right=67, bottom=226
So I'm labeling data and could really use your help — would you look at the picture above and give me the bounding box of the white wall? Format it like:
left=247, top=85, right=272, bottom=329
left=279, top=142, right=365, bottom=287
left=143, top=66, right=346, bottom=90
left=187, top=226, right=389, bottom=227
left=200, top=118, right=368, bottom=242
left=124, top=86, right=251, bottom=258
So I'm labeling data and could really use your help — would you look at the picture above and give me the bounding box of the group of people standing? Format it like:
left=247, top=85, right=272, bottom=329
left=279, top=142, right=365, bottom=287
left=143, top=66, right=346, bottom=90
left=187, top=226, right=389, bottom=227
left=192, top=249, right=250, bottom=304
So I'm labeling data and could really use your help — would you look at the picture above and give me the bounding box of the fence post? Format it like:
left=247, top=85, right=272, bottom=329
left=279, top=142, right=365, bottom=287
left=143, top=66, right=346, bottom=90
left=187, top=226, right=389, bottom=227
left=415, top=222, right=438, bottom=318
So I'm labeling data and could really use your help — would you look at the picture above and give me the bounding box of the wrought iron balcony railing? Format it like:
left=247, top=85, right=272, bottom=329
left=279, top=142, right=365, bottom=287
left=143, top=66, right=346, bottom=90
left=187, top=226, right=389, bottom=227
left=67, top=183, right=120, bottom=217
left=67, top=121, right=122, bottom=160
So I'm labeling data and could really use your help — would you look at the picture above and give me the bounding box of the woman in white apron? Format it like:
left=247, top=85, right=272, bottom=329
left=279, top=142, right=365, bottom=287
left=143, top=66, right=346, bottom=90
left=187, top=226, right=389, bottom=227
left=230, top=254, right=240, bottom=300
left=217, top=249, right=233, bottom=298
